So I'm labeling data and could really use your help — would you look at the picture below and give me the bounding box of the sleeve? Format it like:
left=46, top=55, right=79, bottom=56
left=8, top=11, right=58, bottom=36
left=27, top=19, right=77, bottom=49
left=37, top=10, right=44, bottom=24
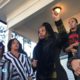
left=33, top=46, right=38, bottom=60
left=62, top=38, right=69, bottom=52
left=55, top=19, right=69, bottom=50
left=25, top=56, right=36, bottom=80
left=55, top=19, right=67, bottom=34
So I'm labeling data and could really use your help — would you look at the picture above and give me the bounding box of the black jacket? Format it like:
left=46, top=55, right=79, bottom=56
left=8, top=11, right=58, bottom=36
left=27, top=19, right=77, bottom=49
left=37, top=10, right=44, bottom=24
left=33, top=34, right=68, bottom=80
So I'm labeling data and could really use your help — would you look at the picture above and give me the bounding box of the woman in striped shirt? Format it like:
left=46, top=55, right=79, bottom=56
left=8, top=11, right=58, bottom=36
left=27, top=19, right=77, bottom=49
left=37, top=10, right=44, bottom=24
left=0, top=42, right=13, bottom=80
left=4, top=38, right=35, bottom=80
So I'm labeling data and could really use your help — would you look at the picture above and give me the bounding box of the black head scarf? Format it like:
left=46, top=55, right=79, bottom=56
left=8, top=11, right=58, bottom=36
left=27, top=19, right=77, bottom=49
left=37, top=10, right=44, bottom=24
left=41, top=22, right=54, bottom=38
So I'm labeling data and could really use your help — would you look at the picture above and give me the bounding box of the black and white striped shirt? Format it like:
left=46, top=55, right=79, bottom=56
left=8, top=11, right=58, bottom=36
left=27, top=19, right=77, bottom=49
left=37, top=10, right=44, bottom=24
left=0, top=57, right=13, bottom=80
left=3, top=52, right=35, bottom=80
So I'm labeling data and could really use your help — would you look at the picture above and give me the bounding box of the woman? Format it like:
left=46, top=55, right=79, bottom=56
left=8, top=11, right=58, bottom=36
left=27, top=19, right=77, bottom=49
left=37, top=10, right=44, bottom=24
left=0, top=42, right=13, bottom=80
left=4, top=38, right=34, bottom=80
left=32, top=22, right=68, bottom=80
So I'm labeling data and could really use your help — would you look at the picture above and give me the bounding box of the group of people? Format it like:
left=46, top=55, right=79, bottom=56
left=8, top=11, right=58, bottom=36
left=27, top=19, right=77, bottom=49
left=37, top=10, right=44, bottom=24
left=0, top=9, right=80, bottom=80
left=52, top=10, right=80, bottom=80
left=32, top=10, right=80, bottom=80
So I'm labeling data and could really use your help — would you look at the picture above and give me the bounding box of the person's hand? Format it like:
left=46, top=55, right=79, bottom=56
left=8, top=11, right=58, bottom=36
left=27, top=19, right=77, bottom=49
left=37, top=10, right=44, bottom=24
left=65, top=45, right=75, bottom=53
left=32, top=60, right=38, bottom=68
left=72, top=42, right=79, bottom=47
left=51, top=9, right=61, bottom=21
left=71, top=59, right=80, bottom=72
left=28, top=76, right=32, bottom=80
left=65, top=42, right=79, bottom=53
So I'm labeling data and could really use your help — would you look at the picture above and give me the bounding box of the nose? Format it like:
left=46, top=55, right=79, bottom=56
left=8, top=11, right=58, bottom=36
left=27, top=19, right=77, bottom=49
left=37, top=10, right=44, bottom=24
left=39, top=31, right=43, bottom=35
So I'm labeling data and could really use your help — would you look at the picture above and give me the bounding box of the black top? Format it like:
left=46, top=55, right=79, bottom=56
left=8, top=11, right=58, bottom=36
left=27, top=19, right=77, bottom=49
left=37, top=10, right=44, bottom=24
left=33, top=33, right=68, bottom=79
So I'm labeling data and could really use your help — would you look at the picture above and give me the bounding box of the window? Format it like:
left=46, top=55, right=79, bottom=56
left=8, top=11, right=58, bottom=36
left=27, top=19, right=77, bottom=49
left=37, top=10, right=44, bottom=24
left=24, top=39, right=36, bottom=58
left=0, top=21, right=8, bottom=51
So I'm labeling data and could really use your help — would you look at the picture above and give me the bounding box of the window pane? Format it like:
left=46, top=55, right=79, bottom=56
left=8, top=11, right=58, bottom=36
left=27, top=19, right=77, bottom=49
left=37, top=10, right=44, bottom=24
left=0, top=21, right=8, bottom=51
